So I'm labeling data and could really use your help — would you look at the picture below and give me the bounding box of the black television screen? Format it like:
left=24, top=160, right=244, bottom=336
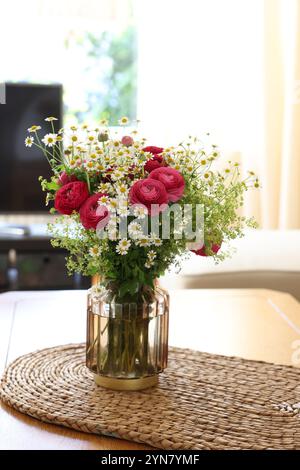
left=0, top=83, right=63, bottom=212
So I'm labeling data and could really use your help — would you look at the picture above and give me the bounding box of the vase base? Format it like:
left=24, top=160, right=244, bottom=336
left=94, top=374, right=158, bottom=391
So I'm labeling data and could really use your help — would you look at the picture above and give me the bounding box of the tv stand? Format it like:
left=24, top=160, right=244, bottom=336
left=0, top=215, right=90, bottom=292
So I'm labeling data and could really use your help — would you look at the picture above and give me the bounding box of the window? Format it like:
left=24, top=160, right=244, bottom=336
left=0, top=0, right=137, bottom=124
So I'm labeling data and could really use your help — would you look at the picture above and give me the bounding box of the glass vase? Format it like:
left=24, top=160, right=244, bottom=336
left=86, top=281, right=169, bottom=391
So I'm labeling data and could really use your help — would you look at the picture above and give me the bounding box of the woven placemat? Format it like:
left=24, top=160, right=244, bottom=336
left=1, top=344, right=300, bottom=450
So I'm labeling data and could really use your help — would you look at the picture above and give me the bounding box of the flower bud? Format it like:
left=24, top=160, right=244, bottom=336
left=98, top=132, right=109, bottom=142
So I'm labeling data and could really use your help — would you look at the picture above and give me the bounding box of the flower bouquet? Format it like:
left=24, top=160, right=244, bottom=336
left=26, top=116, right=258, bottom=390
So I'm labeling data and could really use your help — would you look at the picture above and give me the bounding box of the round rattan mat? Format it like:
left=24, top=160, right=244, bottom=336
left=1, top=343, right=300, bottom=450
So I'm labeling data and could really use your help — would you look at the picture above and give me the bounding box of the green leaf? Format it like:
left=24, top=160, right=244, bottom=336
left=118, top=279, right=139, bottom=298
left=46, top=181, right=60, bottom=191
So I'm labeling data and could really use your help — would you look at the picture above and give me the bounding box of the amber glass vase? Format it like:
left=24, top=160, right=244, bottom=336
left=86, top=281, right=169, bottom=391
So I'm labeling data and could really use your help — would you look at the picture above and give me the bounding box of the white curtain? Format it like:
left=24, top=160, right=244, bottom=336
left=137, top=0, right=300, bottom=228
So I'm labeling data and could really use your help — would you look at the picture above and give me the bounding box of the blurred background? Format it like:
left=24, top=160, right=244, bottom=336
left=0, top=0, right=299, bottom=297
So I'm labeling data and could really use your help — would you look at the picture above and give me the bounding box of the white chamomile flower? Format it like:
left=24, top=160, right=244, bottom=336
left=112, top=170, right=124, bottom=181
left=133, top=205, right=148, bottom=219
left=85, top=160, right=95, bottom=170
left=106, top=220, right=118, bottom=239
left=28, top=125, right=41, bottom=133
left=147, top=250, right=156, bottom=260
left=145, top=251, right=155, bottom=268
left=98, top=195, right=109, bottom=206
left=137, top=237, right=151, bottom=247
left=68, top=158, right=77, bottom=168
left=116, top=183, right=128, bottom=196
left=118, top=206, right=130, bottom=217
left=112, top=140, right=120, bottom=148
left=70, top=134, right=79, bottom=143
left=128, top=222, right=142, bottom=238
left=87, top=133, right=96, bottom=143
left=150, top=234, right=162, bottom=246
left=106, top=198, right=118, bottom=211
left=45, top=117, right=58, bottom=122
left=116, top=239, right=131, bottom=255
left=89, top=246, right=101, bottom=257
left=90, top=284, right=106, bottom=296
left=107, top=229, right=118, bottom=241
left=25, top=136, right=34, bottom=147
left=42, top=133, right=57, bottom=147
left=108, top=214, right=119, bottom=225
left=118, top=116, right=129, bottom=126
left=99, top=118, right=108, bottom=126
left=118, top=197, right=128, bottom=208
left=101, top=183, right=114, bottom=195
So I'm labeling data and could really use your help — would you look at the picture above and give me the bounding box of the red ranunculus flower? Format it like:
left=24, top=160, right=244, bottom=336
left=54, top=181, right=89, bottom=215
left=192, top=243, right=222, bottom=257
left=142, top=146, right=164, bottom=155
left=144, top=154, right=165, bottom=173
left=149, top=167, right=185, bottom=202
left=129, top=178, right=168, bottom=215
left=79, top=193, right=110, bottom=230
left=58, top=171, right=77, bottom=186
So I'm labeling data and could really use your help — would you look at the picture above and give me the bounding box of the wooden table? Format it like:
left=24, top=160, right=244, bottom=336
left=1, top=288, right=300, bottom=450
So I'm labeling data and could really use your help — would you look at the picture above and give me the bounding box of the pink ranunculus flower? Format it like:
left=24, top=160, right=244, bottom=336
left=149, top=167, right=185, bottom=202
left=129, top=178, right=168, bottom=216
left=121, top=135, right=134, bottom=147
left=58, top=171, right=77, bottom=186
left=79, top=193, right=110, bottom=230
